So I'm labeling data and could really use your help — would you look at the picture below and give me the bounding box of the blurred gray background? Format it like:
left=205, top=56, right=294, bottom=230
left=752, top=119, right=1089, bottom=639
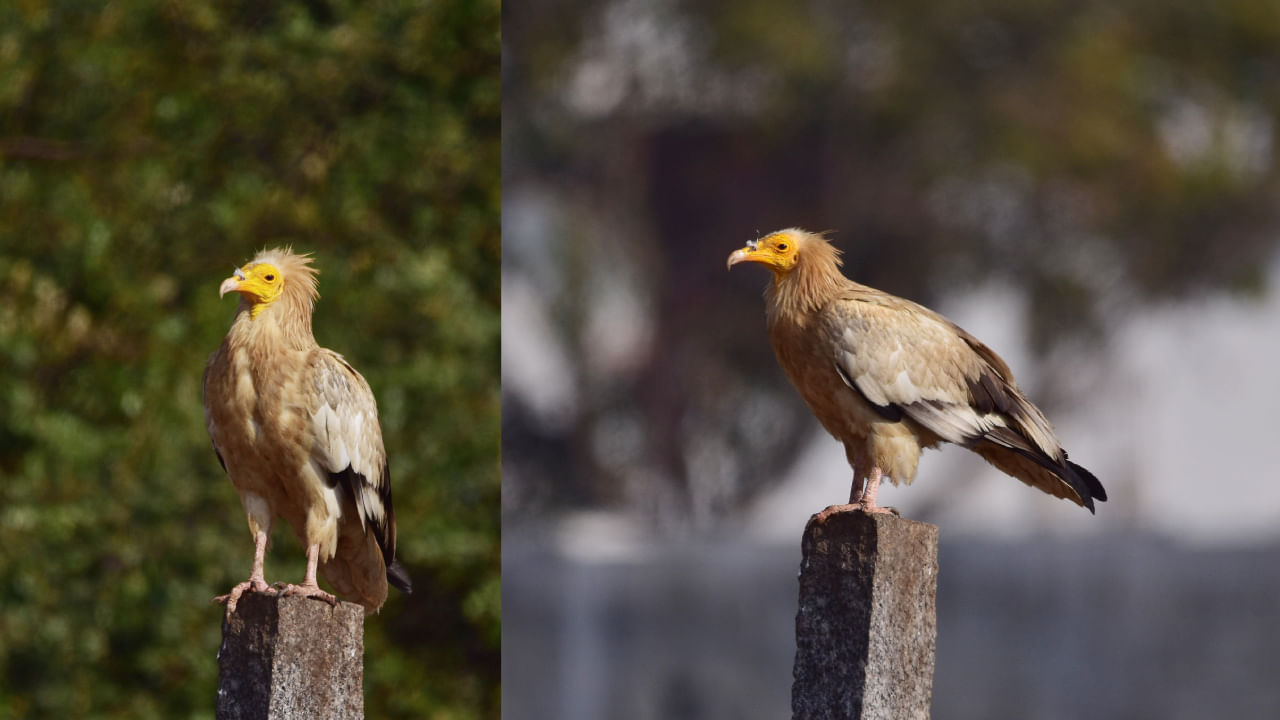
left=501, top=1, right=1280, bottom=718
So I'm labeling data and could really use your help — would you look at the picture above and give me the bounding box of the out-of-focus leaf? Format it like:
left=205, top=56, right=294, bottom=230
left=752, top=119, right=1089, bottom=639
left=0, top=1, right=499, bottom=718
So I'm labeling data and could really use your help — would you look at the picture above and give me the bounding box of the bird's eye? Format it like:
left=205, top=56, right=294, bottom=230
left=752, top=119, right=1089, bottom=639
left=264, top=274, right=275, bottom=282
left=777, top=243, right=788, bottom=251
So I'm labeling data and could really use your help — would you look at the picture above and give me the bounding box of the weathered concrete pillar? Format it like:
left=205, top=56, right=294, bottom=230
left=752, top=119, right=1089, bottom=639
left=792, top=510, right=939, bottom=720
left=217, top=594, right=365, bottom=720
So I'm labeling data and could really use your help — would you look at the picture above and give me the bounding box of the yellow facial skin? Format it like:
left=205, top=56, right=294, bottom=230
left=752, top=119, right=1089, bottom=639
left=726, top=232, right=801, bottom=278
left=219, top=263, right=284, bottom=318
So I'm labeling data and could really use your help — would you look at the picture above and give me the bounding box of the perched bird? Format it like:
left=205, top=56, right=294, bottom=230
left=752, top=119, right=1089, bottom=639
left=728, top=229, right=1105, bottom=515
left=204, top=248, right=411, bottom=614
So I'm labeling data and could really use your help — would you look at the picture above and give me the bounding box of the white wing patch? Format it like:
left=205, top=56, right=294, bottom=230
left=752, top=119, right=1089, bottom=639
left=886, top=369, right=919, bottom=402
left=840, top=349, right=931, bottom=409
left=840, top=350, right=887, bottom=406
left=305, top=350, right=391, bottom=552
left=905, top=401, right=1008, bottom=445
left=361, top=486, right=385, bottom=524
left=308, top=353, right=383, bottom=484
left=349, top=410, right=364, bottom=443
left=311, top=403, right=353, bottom=474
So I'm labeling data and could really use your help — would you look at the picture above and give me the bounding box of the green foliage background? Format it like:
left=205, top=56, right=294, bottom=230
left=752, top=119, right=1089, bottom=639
left=0, top=1, right=500, bottom=718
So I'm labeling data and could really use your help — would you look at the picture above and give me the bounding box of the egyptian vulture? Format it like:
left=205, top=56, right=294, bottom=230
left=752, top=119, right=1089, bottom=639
left=204, top=248, right=411, bottom=613
left=728, top=229, right=1106, bottom=514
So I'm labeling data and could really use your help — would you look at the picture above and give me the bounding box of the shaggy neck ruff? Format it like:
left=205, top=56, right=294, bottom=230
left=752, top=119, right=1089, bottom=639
left=765, top=234, right=848, bottom=323
left=229, top=295, right=317, bottom=353
left=229, top=250, right=320, bottom=353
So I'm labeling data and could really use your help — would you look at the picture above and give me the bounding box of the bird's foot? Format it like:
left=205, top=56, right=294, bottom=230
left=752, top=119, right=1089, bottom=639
left=277, top=581, right=338, bottom=607
left=813, top=502, right=899, bottom=524
left=213, top=577, right=274, bottom=614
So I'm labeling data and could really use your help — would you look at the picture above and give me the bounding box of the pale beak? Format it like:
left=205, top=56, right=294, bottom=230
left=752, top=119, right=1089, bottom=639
left=726, top=246, right=754, bottom=270
left=218, top=277, right=240, bottom=298
left=219, top=267, right=247, bottom=298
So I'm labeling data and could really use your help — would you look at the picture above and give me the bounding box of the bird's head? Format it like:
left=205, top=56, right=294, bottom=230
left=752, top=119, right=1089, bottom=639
left=220, top=262, right=284, bottom=317
left=726, top=229, right=813, bottom=279
left=218, top=248, right=317, bottom=320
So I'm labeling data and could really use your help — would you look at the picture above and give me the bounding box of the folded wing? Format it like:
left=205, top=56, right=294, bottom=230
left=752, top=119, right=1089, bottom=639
left=308, top=349, right=411, bottom=607
left=826, top=291, right=1105, bottom=510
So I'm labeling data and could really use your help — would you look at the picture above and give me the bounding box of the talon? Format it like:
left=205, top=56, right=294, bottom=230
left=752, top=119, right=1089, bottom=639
left=812, top=502, right=863, bottom=524
left=279, top=582, right=338, bottom=607
left=214, top=577, right=273, bottom=614
left=812, top=500, right=898, bottom=525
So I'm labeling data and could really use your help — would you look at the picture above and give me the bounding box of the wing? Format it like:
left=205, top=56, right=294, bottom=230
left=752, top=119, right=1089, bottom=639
left=823, top=291, right=1028, bottom=446
left=306, top=349, right=405, bottom=585
left=202, top=349, right=228, bottom=473
left=824, top=289, right=1103, bottom=509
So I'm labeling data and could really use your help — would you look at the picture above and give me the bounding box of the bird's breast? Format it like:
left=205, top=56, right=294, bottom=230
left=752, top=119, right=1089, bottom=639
left=231, top=348, right=259, bottom=440
left=769, top=320, right=864, bottom=434
left=212, top=348, right=314, bottom=486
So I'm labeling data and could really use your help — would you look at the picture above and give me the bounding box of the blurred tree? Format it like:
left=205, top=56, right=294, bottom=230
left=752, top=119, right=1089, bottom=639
left=502, top=0, right=1280, bottom=525
left=0, top=1, right=499, bottom=718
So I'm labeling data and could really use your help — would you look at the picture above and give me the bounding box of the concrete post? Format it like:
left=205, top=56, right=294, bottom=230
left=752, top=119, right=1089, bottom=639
left=792, top=510, right=939, bottom=720
left=217, top=594, right=365, bottom=720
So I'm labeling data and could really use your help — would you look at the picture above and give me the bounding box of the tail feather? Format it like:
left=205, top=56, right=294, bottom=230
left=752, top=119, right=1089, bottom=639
left=321, top=516, right=390, bottom=613
left=974, top=439, right=1106, bottom=513
left=1067, top=459, right=1107, bottom=503
left=387, top=558, right=412, bottom=594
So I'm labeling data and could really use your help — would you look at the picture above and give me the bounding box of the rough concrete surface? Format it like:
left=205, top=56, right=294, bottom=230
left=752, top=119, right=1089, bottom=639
left=217, top=593, right=365, bottom=720
left=793, top=510, right=939, bottom=720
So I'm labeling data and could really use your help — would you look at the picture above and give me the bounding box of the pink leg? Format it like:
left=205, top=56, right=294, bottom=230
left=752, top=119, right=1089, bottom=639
left=279, top=543, right=337, bottom=607
left=858, top=467, right=894, bottom=514
left=815, top=466, right=897, bottom=523
left=215, top=527, right=275, bottom=614
left=849, top=476, right=866, bottom=504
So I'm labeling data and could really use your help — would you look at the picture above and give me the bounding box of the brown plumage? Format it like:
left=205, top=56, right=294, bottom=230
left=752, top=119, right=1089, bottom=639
left=204, top=248, right=411, bottom=614
left=728, top=229, right=1106, bottom=514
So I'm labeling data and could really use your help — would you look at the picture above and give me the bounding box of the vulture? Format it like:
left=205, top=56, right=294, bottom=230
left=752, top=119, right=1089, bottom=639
left=204, top=248, right=411, bottom=614
left=728, top=229, right=1105, bottom=515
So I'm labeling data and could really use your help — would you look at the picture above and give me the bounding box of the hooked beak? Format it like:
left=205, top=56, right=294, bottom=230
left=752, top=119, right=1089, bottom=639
left=219, top=267, right=248, bottom=298
left=726, top=240, right=760, bottom=270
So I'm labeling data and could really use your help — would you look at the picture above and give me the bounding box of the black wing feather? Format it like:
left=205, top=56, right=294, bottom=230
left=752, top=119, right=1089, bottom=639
left=328, top=460, right=411, bottom=595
